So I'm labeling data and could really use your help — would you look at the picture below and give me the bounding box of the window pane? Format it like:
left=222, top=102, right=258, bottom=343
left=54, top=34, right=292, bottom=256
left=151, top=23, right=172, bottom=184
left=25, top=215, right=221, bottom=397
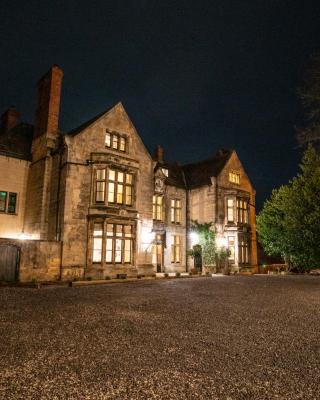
left=227, top=199, right=233, bottom=207
left=96, top=181, right=105, bottom=202
left=112, top=135, right=118, bottom=149
left=96, top=169, right=105, bottom=180
left=0, top=191, right=7, bottom=212
left=116, top=225, right=123, bottom=236
left=7, top=193, right=17, bottom=214
left=93, top=223, right=103, bottom=237
left=125, top=185, right=132, bottom=205
left=106, top=238, right=113, bottom=263
left=93, top=237, right=102, bottom=262
left=124, top=225, right=132, bottom=237
left=105, top=132, right=111, bottom=147
left=108, top=182, right=115, bottom=202
left=107, top=224, right=114, bottom=236
left=120, top=137, right=126, bottom=152
left=124, top=239, right=131, bottom=263
left=108, top=169, right=115, bottom=181
left=126, top=174, right=132, bottom=184
left=117, top=183, right=123, bottom=203
left=115, top=239, right=122, bottom=262
left=171, top=207, right=175, bottom=222
left=176, top=208, right=181, bottom=223
left=157, top=196, right=162, bottom=205
left=171, top=199, right=175, bottom=207
left=118, top=172, right=124, bottom=183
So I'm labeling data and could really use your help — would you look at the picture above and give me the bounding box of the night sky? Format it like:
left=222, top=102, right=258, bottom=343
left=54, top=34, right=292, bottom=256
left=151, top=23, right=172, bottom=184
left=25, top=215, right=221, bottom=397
left=1, top=1, right=320, bottom=210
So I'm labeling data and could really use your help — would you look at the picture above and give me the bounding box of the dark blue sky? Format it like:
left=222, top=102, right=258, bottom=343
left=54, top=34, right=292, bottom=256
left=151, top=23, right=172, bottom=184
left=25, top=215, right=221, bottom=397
left=1, top=0, right=320, bottom=209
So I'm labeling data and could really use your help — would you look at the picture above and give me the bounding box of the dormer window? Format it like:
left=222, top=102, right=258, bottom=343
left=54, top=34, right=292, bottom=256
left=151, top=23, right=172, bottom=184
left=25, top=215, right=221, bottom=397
left=161, top=168, right=168, bottom=177
left=105, top=131, right=127, bottom=152
left=229, top=171, right=240, bottom=185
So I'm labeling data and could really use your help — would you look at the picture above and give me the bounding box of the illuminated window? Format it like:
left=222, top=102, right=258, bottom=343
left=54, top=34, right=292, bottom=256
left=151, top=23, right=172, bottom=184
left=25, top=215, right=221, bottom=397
left=0, top=191, right=17, bottom=214
left=238, top=235, right=249, bottom=264
left=171, top=235, right=181, bottom=263
left=105, top=131, right=127, bottom=152
left=161, top=168, right=168, bottom=177
left=229, top=172, right=240, bottom=185
left=153, top=195, right=164, bottom=221
left=105, top=224, right=133, bottom=264
left=227, top=198, right=234, bottom=222
left=106, top=169, right=134, bottom=206
left=170, top=199, right=181, bottom=224
left=237, top=198, right=249, bottom=223
left=95, top=169, right=106, bottom=203
left=92, top=223, right=133, bottom=264
left=93, top=223, right=103, bottom=263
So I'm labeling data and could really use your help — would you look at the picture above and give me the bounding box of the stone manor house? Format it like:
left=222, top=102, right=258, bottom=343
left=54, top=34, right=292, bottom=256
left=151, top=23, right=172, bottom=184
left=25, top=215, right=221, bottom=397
left=0, top=65, right=257, bottom=282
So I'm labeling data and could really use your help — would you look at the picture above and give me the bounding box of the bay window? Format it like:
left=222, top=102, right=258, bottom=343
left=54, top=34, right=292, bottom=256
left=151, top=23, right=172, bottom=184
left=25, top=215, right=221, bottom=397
left=94, top=168, right=134, bottom=206
left=237, top=198, right=249, bottom=223
left=92, top=222, right=134, bottom=265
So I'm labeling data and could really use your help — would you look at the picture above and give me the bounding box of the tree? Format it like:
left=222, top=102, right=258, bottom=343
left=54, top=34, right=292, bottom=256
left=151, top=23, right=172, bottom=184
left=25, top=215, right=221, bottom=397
left=257, top=145, right=320, bottom=271
left=297, top=54, right=320, bottom=147
left=189, top=221, right=216, bottom=267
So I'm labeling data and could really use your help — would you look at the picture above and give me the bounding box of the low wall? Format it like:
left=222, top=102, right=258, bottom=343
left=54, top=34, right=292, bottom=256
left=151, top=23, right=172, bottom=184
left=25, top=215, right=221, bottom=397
left=0, top=238, right=62, bottom=282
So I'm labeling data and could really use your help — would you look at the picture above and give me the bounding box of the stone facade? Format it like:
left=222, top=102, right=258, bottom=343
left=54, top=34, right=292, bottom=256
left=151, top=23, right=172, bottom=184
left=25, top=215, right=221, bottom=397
left=0, top=65, right=258, bottom=282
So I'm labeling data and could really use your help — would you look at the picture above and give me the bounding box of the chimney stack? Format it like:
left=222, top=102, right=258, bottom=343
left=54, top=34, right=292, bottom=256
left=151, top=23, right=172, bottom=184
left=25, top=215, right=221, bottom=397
left=34, top=65, right=63, bottom=139
left=155, top=145, right=164, bottom=162
left=1, top=106, right=20, bottom=133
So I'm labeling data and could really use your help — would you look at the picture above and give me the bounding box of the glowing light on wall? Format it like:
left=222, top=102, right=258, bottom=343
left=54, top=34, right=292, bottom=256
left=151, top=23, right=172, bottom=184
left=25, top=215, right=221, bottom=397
left=141, top=227, right=155, bottom=251
left=216, top=236, right=228, bottom=248
left=189, top=231, right=199, bottom=247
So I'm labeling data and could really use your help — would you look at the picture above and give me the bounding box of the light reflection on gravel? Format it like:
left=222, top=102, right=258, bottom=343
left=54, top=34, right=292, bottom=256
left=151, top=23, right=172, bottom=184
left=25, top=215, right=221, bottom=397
left=0, top=276, right=319, bottom=399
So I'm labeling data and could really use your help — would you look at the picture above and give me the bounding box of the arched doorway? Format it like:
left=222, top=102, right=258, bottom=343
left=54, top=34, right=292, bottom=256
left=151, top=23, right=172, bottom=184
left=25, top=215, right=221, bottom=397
left=0, top=244, right=20, bottom=282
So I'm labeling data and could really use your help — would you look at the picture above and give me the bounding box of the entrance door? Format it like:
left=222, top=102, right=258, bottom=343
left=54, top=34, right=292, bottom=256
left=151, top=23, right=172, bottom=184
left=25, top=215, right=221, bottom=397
left=155, top=234, right=163, bottom=273
left=0, top=244, right=20, bottom=282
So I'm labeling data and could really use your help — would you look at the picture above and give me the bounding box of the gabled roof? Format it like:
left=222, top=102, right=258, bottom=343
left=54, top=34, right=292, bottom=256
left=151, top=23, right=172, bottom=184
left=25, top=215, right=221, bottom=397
left=0, top=123, right=33, bottom=161
left=182, top=149, right=233, bottom=189
left=155, top=161, right=186, bottom=188
left=67, top=104, right=118, bottom=137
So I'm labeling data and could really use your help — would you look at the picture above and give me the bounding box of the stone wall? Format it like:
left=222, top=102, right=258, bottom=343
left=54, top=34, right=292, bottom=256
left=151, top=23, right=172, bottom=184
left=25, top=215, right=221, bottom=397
left=0, top=238, right=61, bottom=282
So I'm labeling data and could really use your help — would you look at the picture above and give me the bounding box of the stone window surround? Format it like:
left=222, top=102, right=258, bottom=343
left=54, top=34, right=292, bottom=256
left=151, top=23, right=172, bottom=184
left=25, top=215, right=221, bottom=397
left=105, top=129, right=128, bottom=154
left=224, top=192, right=250, bottom=226
left=0, top=190, right=18, bottom=215
left=170, top=198, right=182, bottom=224
left=92, top=164, right=136, bottom=208
left=89, top=217, right=136, bottom=267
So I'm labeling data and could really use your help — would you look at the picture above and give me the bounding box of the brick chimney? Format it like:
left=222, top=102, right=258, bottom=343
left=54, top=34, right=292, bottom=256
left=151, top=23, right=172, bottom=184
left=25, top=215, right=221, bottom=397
left=154, top=145, right=164, bottom=162
left=34, top=65, right=63, bottom=139
left=1, top=106, right=20, bottom=133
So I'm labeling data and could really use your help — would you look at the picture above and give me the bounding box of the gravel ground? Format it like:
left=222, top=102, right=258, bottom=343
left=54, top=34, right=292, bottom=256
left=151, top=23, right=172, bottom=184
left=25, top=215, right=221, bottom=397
left=0, top=275, right=319, bottom=400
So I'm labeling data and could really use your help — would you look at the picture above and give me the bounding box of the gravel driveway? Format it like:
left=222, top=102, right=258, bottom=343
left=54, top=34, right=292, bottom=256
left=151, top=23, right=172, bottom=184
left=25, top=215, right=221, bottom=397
left=0, top=276, right=319, bottom=400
